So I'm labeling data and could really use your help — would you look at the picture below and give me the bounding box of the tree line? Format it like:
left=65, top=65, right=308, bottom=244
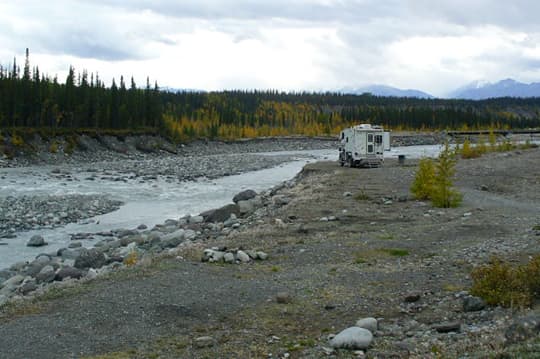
left=1, top=50, right=540, bottom=141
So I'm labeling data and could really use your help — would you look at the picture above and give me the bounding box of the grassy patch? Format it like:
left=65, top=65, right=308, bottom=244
left=354, top=247, right=410, bottom=264
left=354, top=189, right=371, bottom=201
left=379, top=248, right=409, bottom=257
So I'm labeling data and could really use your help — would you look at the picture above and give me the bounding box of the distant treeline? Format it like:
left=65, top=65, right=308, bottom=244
left=1, top=50, right=540, bottom=141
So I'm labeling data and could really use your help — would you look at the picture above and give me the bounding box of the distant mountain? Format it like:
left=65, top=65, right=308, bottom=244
left=340, top=84, right=434, bottom=99
left=449, top=79, right=540, bottom=99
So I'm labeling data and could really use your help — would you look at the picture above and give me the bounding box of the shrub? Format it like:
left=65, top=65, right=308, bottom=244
left=461, top=139, right=481, bottom=159
left=471, top=255, right=540, bottom=308
left=49, top=141, right=58, bottom=153
left=123, top=250, right=138, bottom=266
left=11, top=133, right=24, bottom=147
left=410, top=158, right=436, bottom=200
left=431, top=142, right=462, bottom=208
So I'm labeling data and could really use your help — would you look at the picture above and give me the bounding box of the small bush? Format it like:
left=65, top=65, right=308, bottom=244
left=461, top=139, right=481, bottom=159
left=410, top=158, right=436, bottom=200
left=354, top=189, right=370, bottom=201
left=471, top=255, right=540, bottom=308
left=123, top=250, right=138, bottom=266
left=49, top=141, right=58, bottom=153
left=11, top=133, right=24, bottom=147
left=380, top=248, right=409, bottom=257
left=431, top=142, right=462, bottom=208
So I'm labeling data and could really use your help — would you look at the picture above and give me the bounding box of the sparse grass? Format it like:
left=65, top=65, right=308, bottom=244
left=377, top=232, right=395, bottom=240
left=354, top=188, right=371, bottom=201
left=380, top=248, right=409, bottom=257
left=442, top=283, right=465, bottom=292
left=270, top=265, right=281, bottom=272
left=470, top=255, right=540, bottom=308
left=354, top=247, right=410, bottom=264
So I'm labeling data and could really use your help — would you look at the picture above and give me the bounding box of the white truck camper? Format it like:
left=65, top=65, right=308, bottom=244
left=339, top=124, right=390, bottom=168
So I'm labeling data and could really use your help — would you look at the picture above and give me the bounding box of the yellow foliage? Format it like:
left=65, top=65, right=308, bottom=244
left=410, top=158, right=436, bottom=200
left=49, top=141, right=58, bottom=153
left=461, top=139, right=481, bottom=159
left=11, top=134, right=24, bottom=147
left=123, top=250, right=138, bottom=266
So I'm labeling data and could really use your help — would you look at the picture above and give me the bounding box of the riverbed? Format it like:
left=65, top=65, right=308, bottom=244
left=0, top=145, right=444, bottom=268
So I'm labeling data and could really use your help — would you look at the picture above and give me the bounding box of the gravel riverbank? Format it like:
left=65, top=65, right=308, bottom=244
left=1, top=145, right=539, bottom=358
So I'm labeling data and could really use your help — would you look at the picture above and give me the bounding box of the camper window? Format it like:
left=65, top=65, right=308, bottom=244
left=375, top=135, right=383, bottom=144
left=368, top=134, right=373, bottom=142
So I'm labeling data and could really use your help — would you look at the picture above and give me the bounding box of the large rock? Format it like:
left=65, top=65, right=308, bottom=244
left=55, top=266, right=84, bottom=281
left=329, top=327, right=373, bottom=349
left=27, top=235, right=47, bottom=247
left=463, top=296, right=486, bottom=312
left=201, top=204, right=240, bottom=223
left=35, top=265, right=56, bottom=284
left=233, top=189, right=257, bottom=203
left=238, top=197, right=263, bottom=215
left=356, top=317, right=378, bottom=333
left=236, top=250, right=251, bottom=263
left=74, top=248, right=107, bottom=269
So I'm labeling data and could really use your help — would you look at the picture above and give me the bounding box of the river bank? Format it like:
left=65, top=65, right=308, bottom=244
left=0, top=145, right=539, bottom=358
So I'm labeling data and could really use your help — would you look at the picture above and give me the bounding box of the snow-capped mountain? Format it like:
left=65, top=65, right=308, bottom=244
left=340, top=85, right=434, bottom=99
left=449, top=79, right=540, bottom=99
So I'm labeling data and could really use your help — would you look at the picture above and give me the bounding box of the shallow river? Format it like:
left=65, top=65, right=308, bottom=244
left=0, top=145, right=442, bottom=268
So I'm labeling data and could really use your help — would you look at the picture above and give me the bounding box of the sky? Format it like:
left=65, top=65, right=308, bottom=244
left=1, top=0, right=539, bottom=97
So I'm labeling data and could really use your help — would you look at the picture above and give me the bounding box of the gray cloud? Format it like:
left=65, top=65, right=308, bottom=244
left=1, top=0, right=539, bottom=95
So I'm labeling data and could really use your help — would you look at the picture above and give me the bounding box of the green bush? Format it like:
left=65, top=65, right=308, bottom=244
left=411, top=143, right=462, bottom=208
left=431, top=142, right=462, bottom=208
left=410, top=158, right=436, bottom=200
left=471, top=255, right=540, bottom=308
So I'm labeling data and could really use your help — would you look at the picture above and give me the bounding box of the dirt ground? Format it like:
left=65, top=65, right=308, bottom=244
left=1, top=147, right=540, bottom=358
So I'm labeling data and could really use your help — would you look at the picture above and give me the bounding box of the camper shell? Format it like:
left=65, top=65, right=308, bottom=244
left=339, top=124, right=390, bottom=167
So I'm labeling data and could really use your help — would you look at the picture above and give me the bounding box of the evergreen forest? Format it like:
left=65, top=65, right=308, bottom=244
left=1, top=50, right=540, bottom=141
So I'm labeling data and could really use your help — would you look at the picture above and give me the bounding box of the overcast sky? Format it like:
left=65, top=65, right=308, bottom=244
left=1, top=0, right=539, bottom=96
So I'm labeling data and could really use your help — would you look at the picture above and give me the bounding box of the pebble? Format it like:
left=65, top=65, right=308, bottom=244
left=276, top=292, right=292, bottom=304
left=194, top=336, right=216, bottom=348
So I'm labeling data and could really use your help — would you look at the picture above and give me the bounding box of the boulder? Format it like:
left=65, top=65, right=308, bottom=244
left=276, top=292, right=292, bottom=304
left=256, top=251, right=269, bottom=260
left=17, top=280, right=38, bottom=295
left=27, top=235, right=47, bottom=247
left=202, top=249, right=225, bottom=263
left=356, top=317, right=378, bottom=333
left=463, top=296, right=486, bottom=312
left=233, top=189, right=257, bottom=203
left=201, top=204, right=240, bottom=223
left=188, top=215, right=204, bottom=224
left=236, top=250, right=251, bottom=263
left=74, top=248, right=107, bottom=269
left=272, top=195, right=290, bottom=206
left=329, top=327, right=373, bottom=350
left=224, top=252, right=235, bottom=264
left=55, top=266, right=84, bottom=281
left=35, top=265, right=56, bottom=284
left=194, top=336, right=216, bottom=348
left=433, top=321, right=461, bottom=333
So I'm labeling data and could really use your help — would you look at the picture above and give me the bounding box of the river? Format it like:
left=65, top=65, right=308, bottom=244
left=0, top=145, right=443, bottom=268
